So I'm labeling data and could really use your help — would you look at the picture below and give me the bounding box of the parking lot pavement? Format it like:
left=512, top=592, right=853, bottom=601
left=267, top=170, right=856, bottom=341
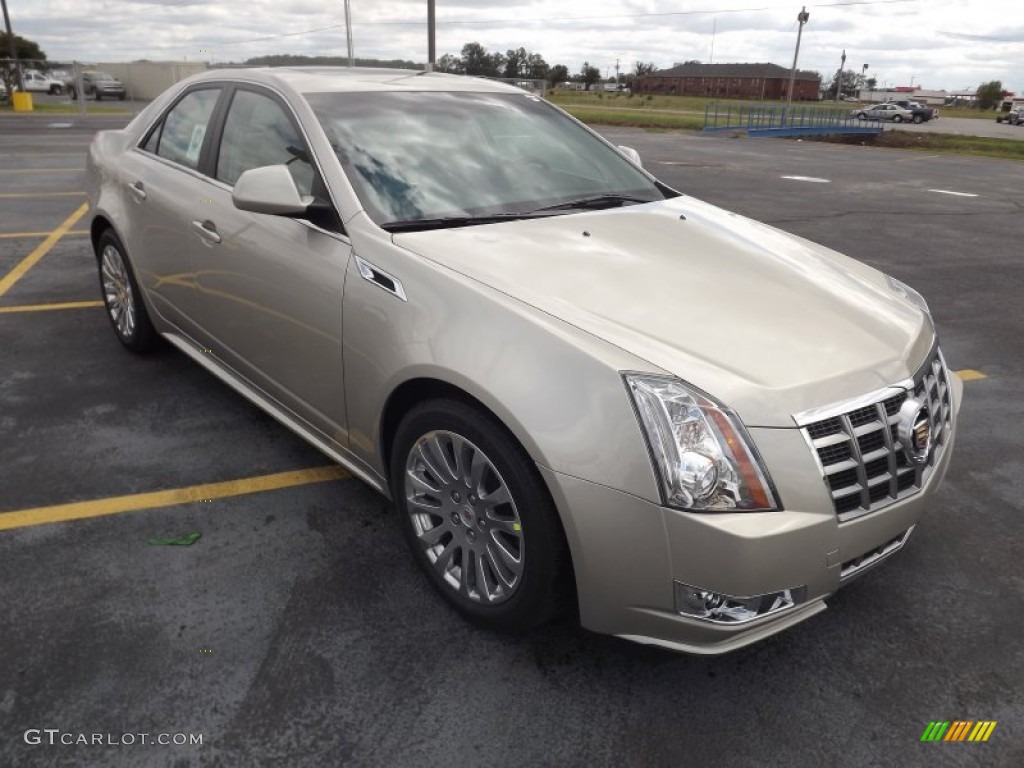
left=882, top=115, right=1024, bottom=139
left=1, top=117, right=1022, bottom=767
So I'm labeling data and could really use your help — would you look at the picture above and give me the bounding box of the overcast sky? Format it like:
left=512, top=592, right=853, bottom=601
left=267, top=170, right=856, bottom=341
left=10, top=0, right=1022, bottom=93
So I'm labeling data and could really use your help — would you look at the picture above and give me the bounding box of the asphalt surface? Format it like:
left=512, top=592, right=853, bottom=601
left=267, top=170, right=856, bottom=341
left=1, top=114, right=1022, bottom=767
left=880, top=115, right=1024, bottom=139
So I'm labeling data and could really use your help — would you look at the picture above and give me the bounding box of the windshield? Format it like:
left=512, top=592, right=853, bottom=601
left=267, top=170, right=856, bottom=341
left=305, top=90, right=668, bottom=228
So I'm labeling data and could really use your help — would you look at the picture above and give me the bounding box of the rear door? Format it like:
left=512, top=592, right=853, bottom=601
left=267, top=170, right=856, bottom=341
left=120, top=85, right=225, bottom=337
left=186, top=84, right=352, bottom=442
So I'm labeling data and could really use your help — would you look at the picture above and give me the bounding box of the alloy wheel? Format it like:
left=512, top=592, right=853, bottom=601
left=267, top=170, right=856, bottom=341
left=404, top=430, right=524, bottom=605
left=101, top=244, right=136, bottom=340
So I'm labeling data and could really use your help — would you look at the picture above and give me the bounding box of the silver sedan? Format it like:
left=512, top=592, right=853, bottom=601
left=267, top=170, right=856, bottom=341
left=85, top=68, right=960, bottom=654
left=853, top=103, right=915, bottom=122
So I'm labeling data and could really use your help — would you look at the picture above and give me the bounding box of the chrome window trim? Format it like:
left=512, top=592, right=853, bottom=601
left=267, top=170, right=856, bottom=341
left=132, top=79, right=348, bottom=237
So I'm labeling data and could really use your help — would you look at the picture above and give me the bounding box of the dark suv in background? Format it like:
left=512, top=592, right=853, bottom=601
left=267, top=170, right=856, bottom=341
left=67, top=71, right=126, bottom=101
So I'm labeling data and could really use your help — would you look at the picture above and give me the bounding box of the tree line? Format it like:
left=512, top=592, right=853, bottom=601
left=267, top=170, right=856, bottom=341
left=435, top=42, right=656, bottom=89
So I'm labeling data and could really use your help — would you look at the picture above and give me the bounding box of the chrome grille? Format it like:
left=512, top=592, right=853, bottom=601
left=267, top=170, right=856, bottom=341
left=800, top=348, right=953, bottom=522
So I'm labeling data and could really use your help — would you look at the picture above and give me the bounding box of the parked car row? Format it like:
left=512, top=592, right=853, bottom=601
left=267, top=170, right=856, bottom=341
left=852, top=100, right=938, bottom=124
left=0, top=68, right=126, bottom=101
left=996, top=107, right=1024, bottom=125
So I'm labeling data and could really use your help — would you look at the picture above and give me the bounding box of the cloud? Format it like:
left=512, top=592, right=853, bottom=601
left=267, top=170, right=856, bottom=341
left=10, top=0, right=1022, bottom=92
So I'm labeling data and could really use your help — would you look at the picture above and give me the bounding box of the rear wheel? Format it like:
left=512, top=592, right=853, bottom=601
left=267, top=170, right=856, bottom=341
left=96, top=229, right=157, bottom=352
left=390, top=398, right=571, bottom=632
left=892, top=115, right=903, bottom=123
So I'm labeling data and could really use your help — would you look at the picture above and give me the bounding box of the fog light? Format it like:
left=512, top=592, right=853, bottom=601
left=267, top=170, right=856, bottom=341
left=674, top=581, right=805, bottom=624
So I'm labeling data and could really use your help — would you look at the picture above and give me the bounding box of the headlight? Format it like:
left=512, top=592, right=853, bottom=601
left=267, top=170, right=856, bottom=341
left=887, top=275, right=930, bottom=316
left=625, top=374, right=779, bottom=512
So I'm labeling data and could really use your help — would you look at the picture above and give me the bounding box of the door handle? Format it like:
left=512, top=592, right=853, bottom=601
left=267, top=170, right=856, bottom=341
left=191, top=219, right=222, bottom=245
left=127, top=181, right=147, bottom=201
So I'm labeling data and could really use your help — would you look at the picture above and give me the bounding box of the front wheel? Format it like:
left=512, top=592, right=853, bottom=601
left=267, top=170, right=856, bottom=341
left=892, top=115, right=903, bottom=123
left=913, top=115, right=923, bottom=124
left=390, top=399, right=571, bottom=632
left=96, top=229, right=157, bottom=352
left=857, top=111, right=867, bottom=119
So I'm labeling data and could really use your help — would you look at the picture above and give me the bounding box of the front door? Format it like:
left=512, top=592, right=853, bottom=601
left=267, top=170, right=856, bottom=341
left=187, top=86, right=351, bottom=444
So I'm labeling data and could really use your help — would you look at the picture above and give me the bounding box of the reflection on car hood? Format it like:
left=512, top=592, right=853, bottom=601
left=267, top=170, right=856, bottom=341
left=392, top=197, right=933, bottom=426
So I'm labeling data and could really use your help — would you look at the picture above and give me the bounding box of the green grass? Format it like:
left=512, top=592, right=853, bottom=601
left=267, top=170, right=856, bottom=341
left=816, top=131, right=1024, bottom=162
left=560, top=105, right=705, bottom=130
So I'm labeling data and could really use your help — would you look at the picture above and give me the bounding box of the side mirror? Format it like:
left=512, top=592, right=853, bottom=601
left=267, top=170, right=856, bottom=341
left=232, top=165, right=313, bottom=216
left=617, top=145, right=642, bottom=168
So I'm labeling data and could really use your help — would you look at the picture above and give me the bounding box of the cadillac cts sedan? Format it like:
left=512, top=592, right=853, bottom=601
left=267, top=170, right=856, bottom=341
left=85, top=68, right=960, bottom=654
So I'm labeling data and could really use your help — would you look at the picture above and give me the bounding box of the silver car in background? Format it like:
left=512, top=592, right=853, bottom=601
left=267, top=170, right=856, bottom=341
left=85, top=68, right=961, bottom=654
left=853, top=103, right=915, bottom=122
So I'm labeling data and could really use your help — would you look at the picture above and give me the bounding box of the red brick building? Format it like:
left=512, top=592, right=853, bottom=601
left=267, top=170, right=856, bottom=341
left=636, top=62, right=821, bottom=101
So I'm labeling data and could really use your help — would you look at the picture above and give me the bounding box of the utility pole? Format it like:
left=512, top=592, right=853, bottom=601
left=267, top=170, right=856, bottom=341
left=615, top=58, right=620, bottom=88
left=1, top=0, right=24, bottom=91
left=427, top=0, right=435, bottom=71
left=343, top=0, right=354, bottom=67
left=786, top=7, right=809, bottom=109
left=834, top=48, right=846, bottom=103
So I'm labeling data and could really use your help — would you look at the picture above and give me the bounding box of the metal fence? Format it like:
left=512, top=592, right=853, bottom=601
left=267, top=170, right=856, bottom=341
left=703, top=102, right=883, bottom=137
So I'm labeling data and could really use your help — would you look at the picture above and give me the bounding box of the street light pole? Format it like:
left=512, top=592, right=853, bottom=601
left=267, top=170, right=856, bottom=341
left=1, top=0, right=24, bottom=91
left=427, top=0, right=435, bottom=71
left=786, top=7, right=809, bottom=109
left=343, top=0, right=354, bottom=67
left=834, top=48, right=846, bottom=103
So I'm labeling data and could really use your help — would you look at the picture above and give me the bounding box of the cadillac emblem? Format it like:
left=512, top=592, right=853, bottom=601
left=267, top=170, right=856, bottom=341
left=897, top=398, right=932, bottom=465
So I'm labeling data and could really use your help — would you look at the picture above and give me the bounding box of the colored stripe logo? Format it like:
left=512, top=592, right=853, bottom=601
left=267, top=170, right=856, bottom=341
left=920, top=721, right=997, bottom=742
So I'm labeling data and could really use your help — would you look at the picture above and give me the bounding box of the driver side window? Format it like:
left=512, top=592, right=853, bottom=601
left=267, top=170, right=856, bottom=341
left=215, top=89, right=315, bottom=197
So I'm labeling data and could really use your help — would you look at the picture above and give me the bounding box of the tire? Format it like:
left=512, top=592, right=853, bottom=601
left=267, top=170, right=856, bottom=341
left=390, top=398, right=571, bottom=632
left=95, top=91, right=102, bottom=101
left=95, top=229, right=157, bottom=353
left=69, top=87, right=77, bottom=100
left=118, top=93, right=126, bottom=101
left=857, top=112, right=866, bottom=119
left=913, top=115, right=923, bottom=124
left=892, top=115, right=903, bottom=123
left=48, top=84, right=61, bottom=95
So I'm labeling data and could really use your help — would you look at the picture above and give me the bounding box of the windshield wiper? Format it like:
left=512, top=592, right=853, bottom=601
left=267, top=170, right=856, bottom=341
left=381, top=212, right=554, bottom=232
left=527, top=194, right=654, bottom=213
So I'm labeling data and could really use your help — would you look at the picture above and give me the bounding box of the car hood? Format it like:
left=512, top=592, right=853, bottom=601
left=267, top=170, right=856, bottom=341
left=391, top=197, right=933, bottom=427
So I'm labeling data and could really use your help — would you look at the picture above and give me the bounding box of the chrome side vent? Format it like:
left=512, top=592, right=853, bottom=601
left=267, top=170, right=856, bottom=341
left=355, top=254, right=407, bottom=301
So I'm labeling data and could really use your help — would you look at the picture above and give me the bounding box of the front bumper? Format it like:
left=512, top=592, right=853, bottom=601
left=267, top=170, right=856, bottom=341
left=540, top=374, right=961, bottom=655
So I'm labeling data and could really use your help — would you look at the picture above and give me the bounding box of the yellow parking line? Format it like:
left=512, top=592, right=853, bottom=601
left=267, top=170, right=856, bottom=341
left=0, top=168, right=85, bottom=173
left=0, top=466, right=351, bottom=532
left=0, top=300, right=103, bottom=313
left=0, top=229, right=87, bottom=240
left=0, top=203, right=89, bottom=297
left=955, top=369, right=987, bottom=381
left=0, top=191, right=86, bottom=198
